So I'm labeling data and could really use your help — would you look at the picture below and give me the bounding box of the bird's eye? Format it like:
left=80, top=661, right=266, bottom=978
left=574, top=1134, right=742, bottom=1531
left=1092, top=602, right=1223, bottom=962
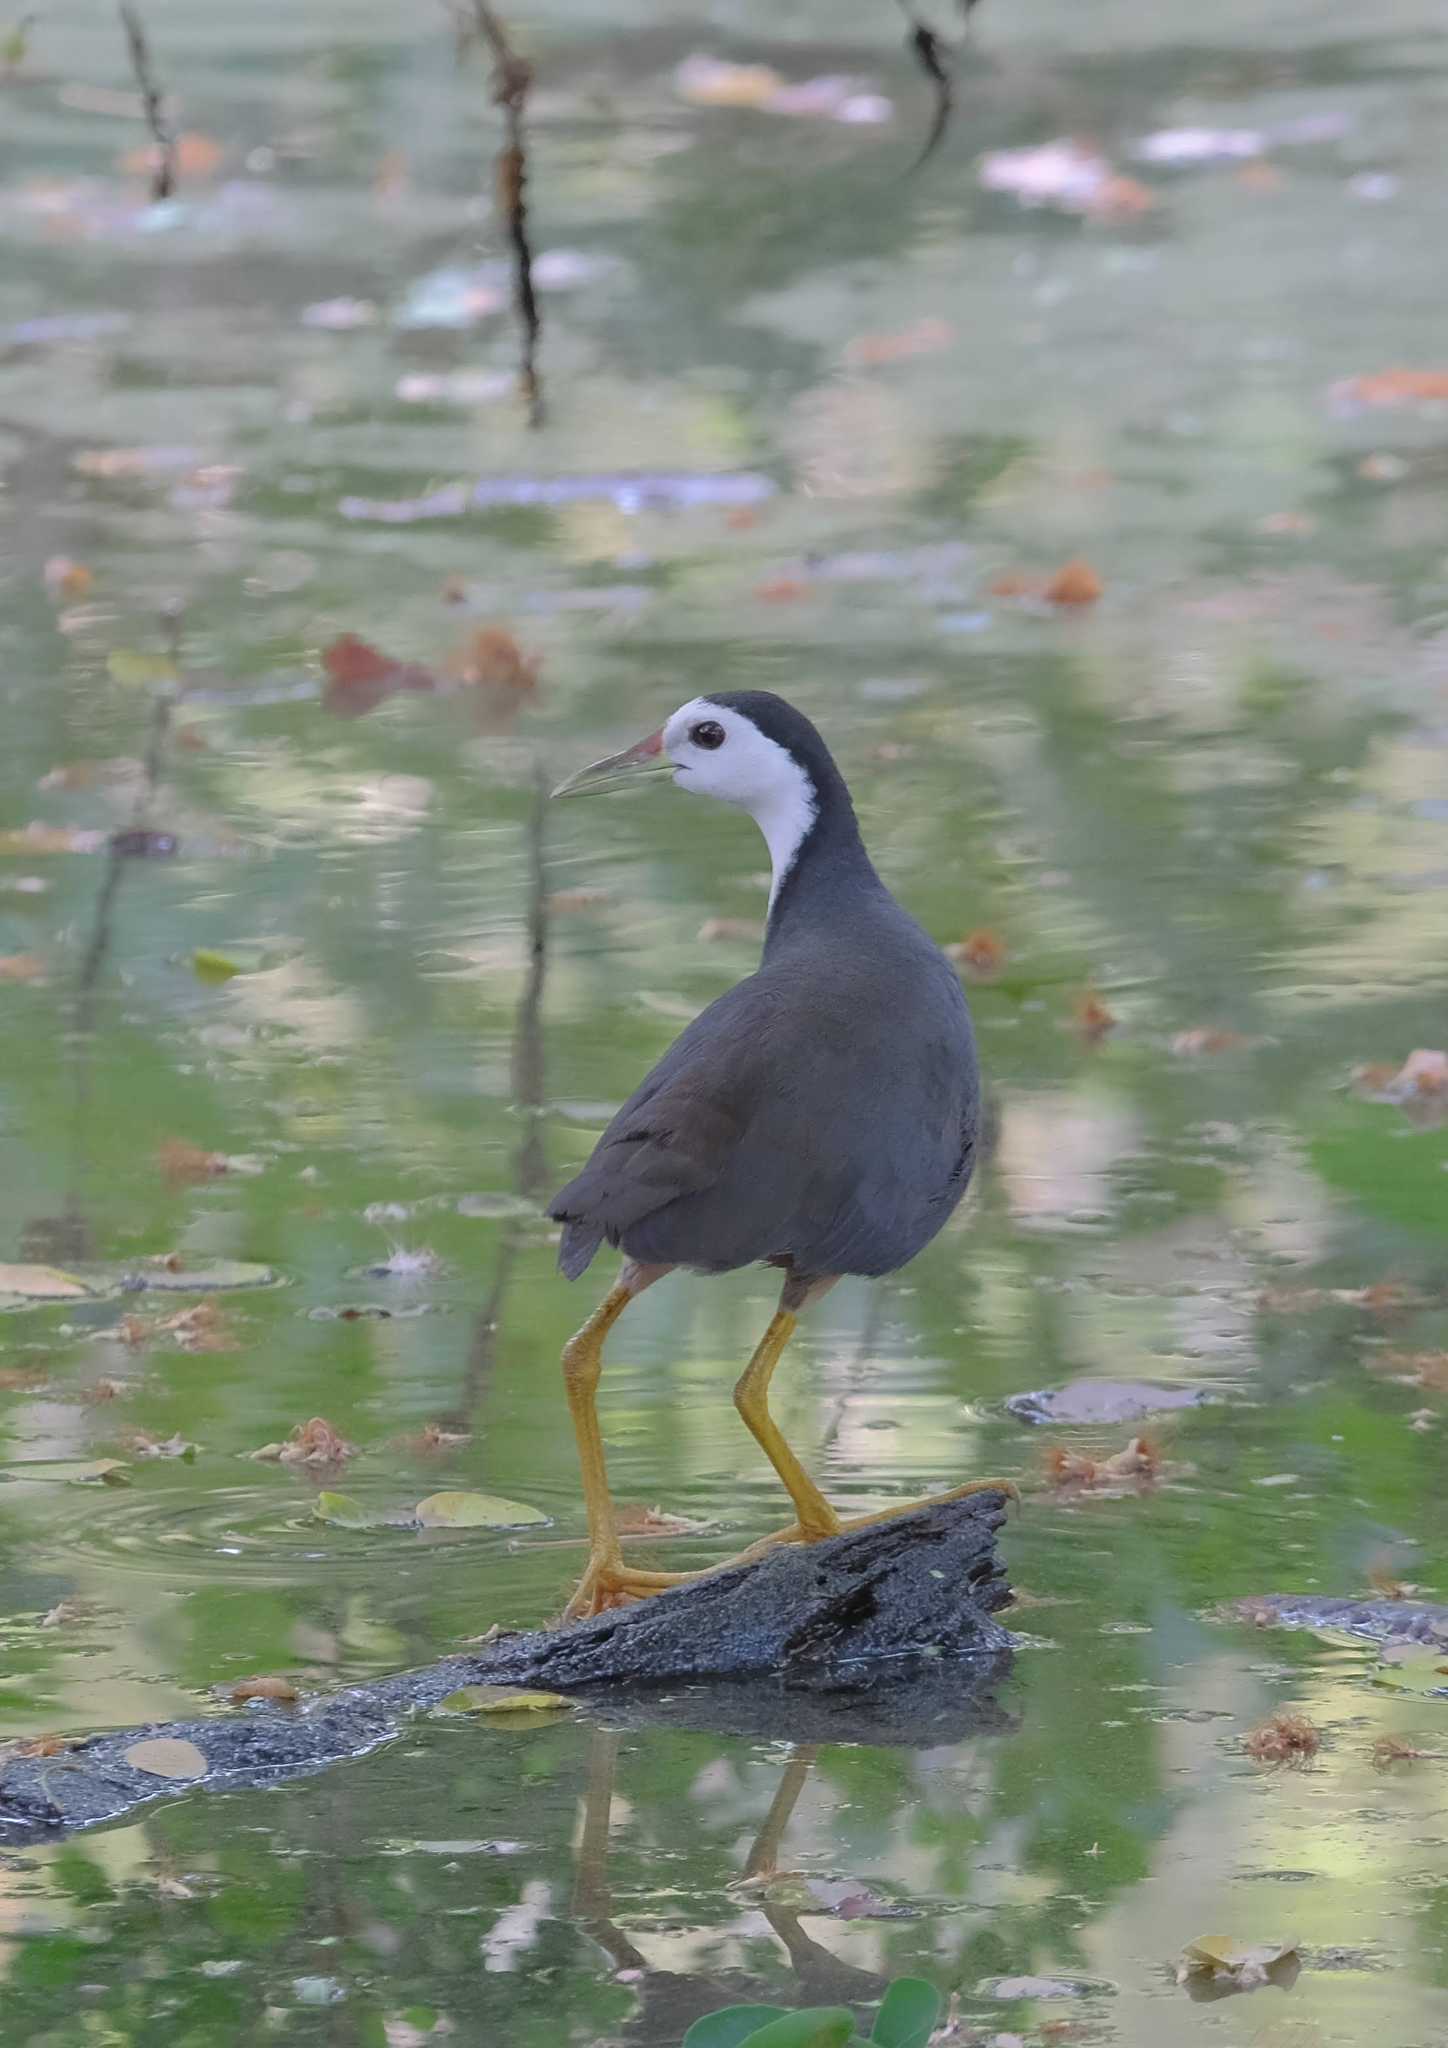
left=689, top=719, right=726, bottom=750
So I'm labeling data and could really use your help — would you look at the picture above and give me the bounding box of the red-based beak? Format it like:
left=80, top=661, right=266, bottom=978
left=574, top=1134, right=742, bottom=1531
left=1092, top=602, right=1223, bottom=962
left=551, top=728, right=670, bottom=799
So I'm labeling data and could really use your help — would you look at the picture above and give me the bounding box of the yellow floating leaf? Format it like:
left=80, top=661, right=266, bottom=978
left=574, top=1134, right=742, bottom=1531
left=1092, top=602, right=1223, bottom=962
left=123, top=1736, right=208, bottom=1780
left=312, top=1491, right=372, bottom=1528
left=191, top=949, right=245, bottom=983
left=0, top=1263, right=91, bottom=1299
left=107, top=648, right=179, bottom=689
left=415, top=1490, right=548, bottom=1529
left=439, top=1685, right=572, bottom=1715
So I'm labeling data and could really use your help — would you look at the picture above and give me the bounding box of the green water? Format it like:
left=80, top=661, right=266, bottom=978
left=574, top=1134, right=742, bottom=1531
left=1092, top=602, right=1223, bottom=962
left=2, top=1, right=1448, bottom=2041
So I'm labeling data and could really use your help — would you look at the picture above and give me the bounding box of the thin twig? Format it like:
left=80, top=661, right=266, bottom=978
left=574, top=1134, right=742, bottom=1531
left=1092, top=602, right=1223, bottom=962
left=75, top=607, right=183, bottom=1030
left=450, top=0, right=543, bottom=426
left=445, top=767, right=550, bottom=1428
left=117, top=3, right=176, bottom=202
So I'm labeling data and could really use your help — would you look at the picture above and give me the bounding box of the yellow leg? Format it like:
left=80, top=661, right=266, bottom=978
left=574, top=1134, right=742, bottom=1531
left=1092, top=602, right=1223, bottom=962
left=733, top=1310, right=841, bottom=1542
left=561, top=1270, right=696, bottom=1622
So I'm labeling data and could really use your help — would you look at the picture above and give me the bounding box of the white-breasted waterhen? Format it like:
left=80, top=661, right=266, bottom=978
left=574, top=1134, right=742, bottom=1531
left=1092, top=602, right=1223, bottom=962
left=549, top=691, right=1010, bottom=1619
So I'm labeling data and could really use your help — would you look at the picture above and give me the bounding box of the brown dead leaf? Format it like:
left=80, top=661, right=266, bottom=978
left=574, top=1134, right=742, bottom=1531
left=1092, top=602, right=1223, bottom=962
left=1073, top=989, right=1117, bottom=1043
left=116, top=1299, right=231, bottom=1355
left=401, top=1421, right=473, bottom=1455
left=946, top=929, right=1007, bottom=979
left=1172, top=1027, right=1248, bottom=1056
left=1243, top=1710, right=1320, bottom=1766
left=1372, top=1736, right=1445, bottom=1768
left=989, top=568, right=1044, bottom=599
left=128, top=1430, right=199, bottom=1460
left=1044, top=558, right=1104, bottom=606
left=120, top=130, right=224, bottom=181
left=263, top=1415, right=358, bottom=1469
left=40, top=1598, right=85, bottom=1628
left=615, top=1503, right=712, bottom=1537
left=1372, top=1350, right=1448, bottom=1392
left=1334, top=369, right=1448, bottom=409
left=0, top=954, right=45, bottom=983
left=0, top=1365, right=48, bottom=1391
left=1044, top=1435, right=1160, bottom=1490
left=42, top=556, right=94, bottom=603
left=697, top=916, right=765, bottom=944
left=156, top=1138, right=230, bottom=1184
left=1368, top=1562, right=1422, bottom=1599
left=754, top=575, right=813, bottom=604
left=547, top=887, right=613, bottom=915
left=321, top=634, right=437, bottom=718
left=1361, top=1048, right=1448, bottom=1109
left=444, top=626, right=540, bottom=729
left=7, top=1733, right=76, bottom=1760
left=842, top=317, right=953, bottom=368
left=230, top=1674, right=300, bottom=1705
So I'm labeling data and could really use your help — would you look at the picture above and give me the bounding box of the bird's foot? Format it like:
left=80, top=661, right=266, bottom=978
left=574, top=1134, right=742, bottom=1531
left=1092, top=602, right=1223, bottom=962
left=562, top=1554, right=699, bottom=1623
left=724, top=1476, right=1020, bottom=1568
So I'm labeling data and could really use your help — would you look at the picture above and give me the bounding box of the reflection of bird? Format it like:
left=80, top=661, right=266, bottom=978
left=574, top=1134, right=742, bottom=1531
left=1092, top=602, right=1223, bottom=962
left=549, top=692, right=1007, bottom=1619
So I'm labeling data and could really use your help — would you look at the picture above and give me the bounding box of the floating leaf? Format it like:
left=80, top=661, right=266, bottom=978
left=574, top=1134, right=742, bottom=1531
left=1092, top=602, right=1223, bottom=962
left=415, top=1490, right=547, bottom=1529
left=132, top=1258, right=274, bottom=1293
left=1044, top=558, right=1104, bottom=607
left=1176, top=1937, right=1298, bottom=1991
left=727, top=2011, right=855, bottom=2048
left=1371, top=1647, right=1448, bottom=1695
left=871, top=1978, right=941, bottom=2048
left=230, top=1675, right=300, bottom=1704
left=129, top=1431, right=199, bottom=1461
left=273, top=1416, right=356, bottom=1469
left=439, top=1685, right=572, bottom=1715
left=683, top=2011, right=790, bottom=2048
left=191, top=949, right=248, bottom=983
left=0, top=953, right=46, bottom=983
left=43, top=557, right=94, bottom=604
left=313, top=1492, right=372, bottom=1529
left=320, top=634, right=436, bottom=717
left=124, top=1737, right=208, bottom=1781
left=0, top=1263, right=91, bottom=1299
left=68, top=1459, right=131, bottom=1486
left=107, top=648, right=180, bottom=689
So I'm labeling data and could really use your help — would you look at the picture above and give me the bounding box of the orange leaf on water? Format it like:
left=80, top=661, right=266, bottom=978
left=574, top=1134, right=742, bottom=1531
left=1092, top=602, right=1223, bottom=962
left=321, top=634, right=437, bottom=717
left=1044, top=558, right=1104, bottom=606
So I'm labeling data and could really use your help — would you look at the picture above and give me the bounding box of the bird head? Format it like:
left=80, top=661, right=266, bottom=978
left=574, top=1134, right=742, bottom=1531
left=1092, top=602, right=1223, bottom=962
left=552, top=693, right=815, bottom=816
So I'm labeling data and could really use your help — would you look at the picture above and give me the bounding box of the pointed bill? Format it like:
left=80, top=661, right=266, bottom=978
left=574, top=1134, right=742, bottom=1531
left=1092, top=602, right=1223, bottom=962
left=550, top=729, right=672, bottom=798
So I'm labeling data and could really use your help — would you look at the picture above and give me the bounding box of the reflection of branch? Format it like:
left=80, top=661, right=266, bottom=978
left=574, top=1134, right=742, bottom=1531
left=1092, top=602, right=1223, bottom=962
left=451, top=1, right=543, bottom=426
left=118, top=3, right=176, bottom=202
left=895, top=0, right=981, bottom=174
left=442, top=768, right=549, bottom=1430
left=75, top=609, right=182, bottom=1031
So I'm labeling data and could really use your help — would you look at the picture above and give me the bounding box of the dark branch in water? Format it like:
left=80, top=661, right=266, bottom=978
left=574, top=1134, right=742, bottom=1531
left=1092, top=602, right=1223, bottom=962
left=449, top=1, right=543, bottom=426
left=443, top=767, right=550, bottom=1430
left=117, top=3, right=176, bottom=202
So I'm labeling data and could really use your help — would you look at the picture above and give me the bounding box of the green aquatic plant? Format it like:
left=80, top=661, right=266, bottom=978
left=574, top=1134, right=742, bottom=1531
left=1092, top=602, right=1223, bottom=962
left=682, top=1976, right=941, bottom=2048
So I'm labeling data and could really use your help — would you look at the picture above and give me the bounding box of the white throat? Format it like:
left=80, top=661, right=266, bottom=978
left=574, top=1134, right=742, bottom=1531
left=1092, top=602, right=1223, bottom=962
left=756, top=772, right=817, bottom=914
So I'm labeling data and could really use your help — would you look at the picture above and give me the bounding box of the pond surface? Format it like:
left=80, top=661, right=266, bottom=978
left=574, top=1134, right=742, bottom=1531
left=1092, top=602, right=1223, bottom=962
left=3, top=1, right=1448, bottom=2041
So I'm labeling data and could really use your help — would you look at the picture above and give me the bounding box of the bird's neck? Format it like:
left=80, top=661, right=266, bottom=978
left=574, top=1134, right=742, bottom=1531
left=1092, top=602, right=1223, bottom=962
left=757, top=764, right=884, bottom=949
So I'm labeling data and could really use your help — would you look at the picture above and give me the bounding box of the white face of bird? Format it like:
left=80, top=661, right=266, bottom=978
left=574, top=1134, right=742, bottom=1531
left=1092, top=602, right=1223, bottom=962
left=662, top=698, right=817, bottom=906
left=552, top=697, right=818, bottom=912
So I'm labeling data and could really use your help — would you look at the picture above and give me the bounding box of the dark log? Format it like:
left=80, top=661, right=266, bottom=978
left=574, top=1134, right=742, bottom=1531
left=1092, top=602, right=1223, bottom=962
left=0, top=1492, right=1011, bottom=1842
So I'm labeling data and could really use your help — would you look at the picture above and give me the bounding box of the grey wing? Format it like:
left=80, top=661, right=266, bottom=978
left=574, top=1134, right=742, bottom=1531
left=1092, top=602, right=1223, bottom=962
left=547, top=978, right=787, bottom=1280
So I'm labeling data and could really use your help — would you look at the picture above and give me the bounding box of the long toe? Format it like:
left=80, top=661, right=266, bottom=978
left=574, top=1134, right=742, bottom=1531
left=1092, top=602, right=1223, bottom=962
left=562, top=1560, right=701, bottom=1623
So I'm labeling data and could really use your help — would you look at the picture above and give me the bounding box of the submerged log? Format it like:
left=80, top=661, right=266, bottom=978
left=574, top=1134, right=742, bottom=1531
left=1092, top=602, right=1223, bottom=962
left=0, top=1491, right=1012, bottom=1842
